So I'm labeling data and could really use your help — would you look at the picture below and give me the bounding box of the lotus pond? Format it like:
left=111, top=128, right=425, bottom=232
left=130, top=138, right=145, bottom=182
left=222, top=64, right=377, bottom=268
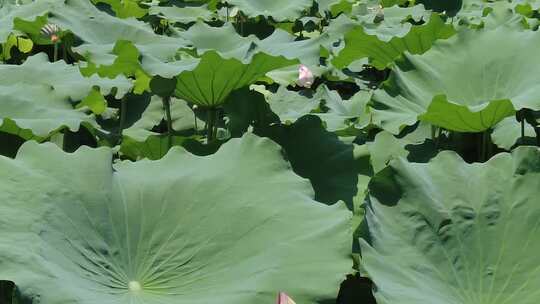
left=0, top=0, right=539, bottom=303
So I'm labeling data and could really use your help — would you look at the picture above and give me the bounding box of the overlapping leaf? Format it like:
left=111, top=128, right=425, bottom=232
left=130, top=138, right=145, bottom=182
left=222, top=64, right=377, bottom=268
left=148, top=4, right=213, bottom=24
left=333, top=14, right=455, bottom=70
left=349, top=2, right=431, bottom=42
left=0, top=53, right=130, bottom=137
left=226, top=0, right=313, bottom=21
left=372, top=26, right=540, bottom=134
left=181, top=22, right=325, bottom=66
left=9, top=0, right=189, bottom=72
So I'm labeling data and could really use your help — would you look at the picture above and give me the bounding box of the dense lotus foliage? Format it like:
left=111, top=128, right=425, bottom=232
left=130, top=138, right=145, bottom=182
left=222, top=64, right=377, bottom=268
left=0, top=0, right=539, bottom=303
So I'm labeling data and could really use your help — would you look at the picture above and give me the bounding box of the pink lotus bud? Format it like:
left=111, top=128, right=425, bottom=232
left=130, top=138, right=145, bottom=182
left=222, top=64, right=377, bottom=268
left=297, top=64, right=314, bottom=88
left=277, top=292, right=297, bottom=304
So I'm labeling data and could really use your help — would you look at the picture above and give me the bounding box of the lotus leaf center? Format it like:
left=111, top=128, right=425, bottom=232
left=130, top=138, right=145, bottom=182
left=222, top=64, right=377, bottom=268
left=128, top=281, right=142, bottom=292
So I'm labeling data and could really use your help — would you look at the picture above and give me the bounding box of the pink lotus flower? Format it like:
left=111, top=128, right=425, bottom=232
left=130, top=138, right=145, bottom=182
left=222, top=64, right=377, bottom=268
left=277, top=292, right=297, bottom=304
left=297, top=64, right=314, bottom=88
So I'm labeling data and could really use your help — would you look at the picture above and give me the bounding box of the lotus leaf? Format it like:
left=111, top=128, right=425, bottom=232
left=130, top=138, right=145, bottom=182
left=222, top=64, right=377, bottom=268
left=0, top=134, right=351, bottom=304
left=226, top=0, right=313, bottom=21
left=372, top=26, right=540, bottom=133
left=174, top=51, right=297, bottom=107
left=364, top=146, right=540, bottom=304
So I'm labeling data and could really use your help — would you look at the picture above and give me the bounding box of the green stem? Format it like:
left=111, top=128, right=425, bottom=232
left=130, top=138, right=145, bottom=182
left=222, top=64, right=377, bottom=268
left=120, top=98, right=127, bottom=131
left=240, top=19, right=244, bottom=36
left=487, top=131, right=493, bottom=159
left=62, top=130, right=69, bottom=152
left=213, top=109, right=219, bottom=139
left=53, top=42, right=58, bottom=62
left=162, top=96, right=173, bottom=149
left=192, top=105, right=198, bottom=132
left=481, top=131, right=490, bottom=162
left=431, top=125, right=436, bottom=141
left=521, top=118, right=525, bottom=142
left=435, top=127, right=442, bottom=149
left=478, top=132, right=484, bottom=162
left=118, top=95, right=128, bottom=146
left=62, top=42, right=67, bottom=62
left=206, top=108, right=216, bottom=144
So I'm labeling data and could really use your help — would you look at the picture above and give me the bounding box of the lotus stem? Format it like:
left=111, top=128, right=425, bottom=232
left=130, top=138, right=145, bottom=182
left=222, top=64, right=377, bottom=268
left=193, top=105, right=198, bottom=132
left=206, top=108, right=216, bottom=144
left=435, top=127, right=442, bottom=149
left=62, top=130, right=68, bottom=151
left=521, top=119, right=525, bottom=142
left=62, top=42, right=67, bottom=62
left=118, top=95, right=128, bottom=145
left=53, top=42, right=58, bottom=62
left=478, top=132, right=485, bottom=162
left=480, top=131, right=491, bottom=161
left=487, top=130, right=493, bottom=158
left=213, top=109, right=219, bottom=139
left=534, top=126, right=540, bottom=147
left=162, top=96, right=173, bottom=149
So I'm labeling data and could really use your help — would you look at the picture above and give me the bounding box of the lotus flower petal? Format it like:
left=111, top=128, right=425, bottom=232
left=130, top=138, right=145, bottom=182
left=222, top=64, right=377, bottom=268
left=297, top=64, right=314, bottom=88
left=277, top=292, right=297, bottom=304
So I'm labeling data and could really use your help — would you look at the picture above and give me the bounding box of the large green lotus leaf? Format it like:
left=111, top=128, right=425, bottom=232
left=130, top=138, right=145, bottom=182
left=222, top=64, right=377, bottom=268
left=363, top=146, right=540, bottom=304
left=349, top=3, right=431, bottom=42
left=148, top=5, right=213, bottom=24
left=120, top=134, right=191, bottom=160
left=123, top=95, right=203, bottom=141
left=142, top=54, right=201, bottom=78
left=174, top=51, right=297, bottom=107
left=92, top=0, right=148, bottom=18
left=257, top=115, right=364, bottom=207
left=262, top=86, right=320, bottom=124
left=371, top=26, right=540, bottom=134
left=0, top=87, right=92, bottom=139
left=181, top=22, right=325, bottom=66
left=312, top=87, right=372, bottom=132
left=0, top=54, right=130, bottom=137
left=221, top=87, right=280, bottom=137
left=367, top=126, right=437, bottom=173
left=180, top=22, right=256, bottom=60
left=0, top=134, right=351, bottom=304
left=333, top=14, right=455, bottom=70
left=260, top=30, right=329, bottom=67
left=259, top=84, right=370, bottom=130
left=0, top=86, right=94, bottom=138
left=0, top=53, right=130, bottom=100
left=226, top=0, right=313, bottom=21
